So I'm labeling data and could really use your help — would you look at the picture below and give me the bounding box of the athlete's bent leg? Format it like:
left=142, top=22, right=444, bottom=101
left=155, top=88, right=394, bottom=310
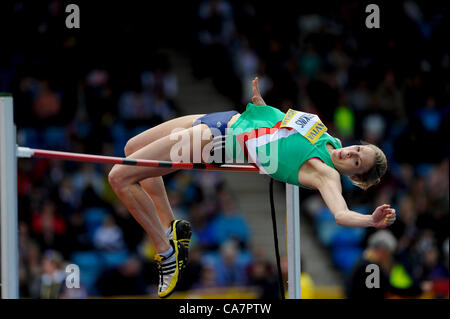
left=108, top=124, right=211, bottom=297
left=108, top=124, right=211, bottom=253
left=123, top=115, right=204, bottom=230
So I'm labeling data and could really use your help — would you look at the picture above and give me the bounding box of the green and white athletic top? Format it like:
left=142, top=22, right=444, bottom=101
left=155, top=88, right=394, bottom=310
left=225, top=103, right=342, bottom=189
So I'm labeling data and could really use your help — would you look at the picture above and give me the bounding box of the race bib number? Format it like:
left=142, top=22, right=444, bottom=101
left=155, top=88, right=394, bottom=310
left=280, top=109, right=327, bottom=144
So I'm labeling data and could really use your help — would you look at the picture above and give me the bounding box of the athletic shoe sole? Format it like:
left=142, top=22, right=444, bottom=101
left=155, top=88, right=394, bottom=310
left=158, top=239, right=187, bottom=298
left=171, top=219, right=192, bottom=249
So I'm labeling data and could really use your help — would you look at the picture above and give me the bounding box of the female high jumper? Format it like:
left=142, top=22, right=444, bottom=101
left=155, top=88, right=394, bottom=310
left=108, top=77, right=396, bottom=298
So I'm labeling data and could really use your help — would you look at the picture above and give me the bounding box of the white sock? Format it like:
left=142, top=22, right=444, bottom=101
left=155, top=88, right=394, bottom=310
left=165, top=226, right=172, bottom=237
left=159, top=245, right=174, bottom=259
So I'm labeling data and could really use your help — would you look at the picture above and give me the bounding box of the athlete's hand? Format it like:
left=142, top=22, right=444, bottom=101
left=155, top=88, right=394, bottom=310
left=251, top=77, right=266, bottom=106
left=371, top=204, right=396, bottom=228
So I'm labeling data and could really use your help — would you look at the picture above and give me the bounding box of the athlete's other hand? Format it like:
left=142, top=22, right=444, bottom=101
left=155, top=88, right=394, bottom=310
left=371, top=204, right=396, bottom=228
left=252, top=77, right=266, bottom=106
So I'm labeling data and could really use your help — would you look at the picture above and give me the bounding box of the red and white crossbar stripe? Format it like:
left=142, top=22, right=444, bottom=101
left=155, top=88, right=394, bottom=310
left=16, top=146, right=259, bottom=172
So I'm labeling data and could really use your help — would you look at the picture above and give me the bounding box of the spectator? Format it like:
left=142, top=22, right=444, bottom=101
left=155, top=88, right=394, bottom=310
left=346, top=230, right=427, bottom=298
left=93, top=215, right=127, bottom=252
left=350, top=79, right=371, bottom=112
left=84, top=69, right=115, bottom=124
left=212, top=239, right=250, bottom=287
left=209, top=191, right=250, bottom=248
left=117, top=82, right=154, bottom=124
left=192, top=264, right=217, bottom=290
left=30, top=200, right=67, bottom=253
left=96, top=255, right=147, bottom=296
left=57, top=176, right=79, bottom=213
left=190, top=203, right=217, bottom=250
left=72, top=164, right=105, bottom=199
left=389, top=195, right=419, bottom=248
left=375, top=70, right=405, bottom=121
left=419, top=244, right=448, bottom=284
left=248, top=258, right=280, bottom=299
left=433, top=238, right=450, bottom=298
left=34, top=250, right=66, bottom=299
left=66, top=211, right=93, bottom=253
left=141, top=62, right=178, bottom=100
left=113, top=202, right=145, bottom=252
left=179, top=246, right=205, bottom=291
left=151, top=90, right=175, bottom=122
left=32, top=80, right=62, bottom=123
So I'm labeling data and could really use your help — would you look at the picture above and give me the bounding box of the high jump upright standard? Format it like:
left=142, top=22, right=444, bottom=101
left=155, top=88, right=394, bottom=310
left=0, top=94, right=19, bottom=299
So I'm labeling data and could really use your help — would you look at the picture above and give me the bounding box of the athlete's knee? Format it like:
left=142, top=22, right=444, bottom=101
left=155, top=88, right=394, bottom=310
left=108, top=165, right=129, bottom=193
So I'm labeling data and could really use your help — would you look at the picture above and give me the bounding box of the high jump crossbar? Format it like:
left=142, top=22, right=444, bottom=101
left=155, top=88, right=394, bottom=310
left=16, top=147, right=261, bottom=172
left=0, top=95, right=301, bottom=299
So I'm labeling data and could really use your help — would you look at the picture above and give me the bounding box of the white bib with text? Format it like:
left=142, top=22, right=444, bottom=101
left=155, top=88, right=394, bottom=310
left=280, top=109, right=327, bottom=144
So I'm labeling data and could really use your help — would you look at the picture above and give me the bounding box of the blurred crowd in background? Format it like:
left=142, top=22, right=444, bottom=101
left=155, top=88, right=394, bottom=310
left=0, top=0, right=448, bottom=298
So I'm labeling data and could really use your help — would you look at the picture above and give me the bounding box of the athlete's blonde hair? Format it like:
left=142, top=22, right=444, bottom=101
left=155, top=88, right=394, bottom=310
left=350, top=143, right=387, bottom=190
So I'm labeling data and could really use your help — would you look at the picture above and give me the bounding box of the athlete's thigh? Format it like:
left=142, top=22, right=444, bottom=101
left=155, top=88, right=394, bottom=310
left=118, top=124, right=213, bottom=183
left=126, top=114, right=206, bottom=154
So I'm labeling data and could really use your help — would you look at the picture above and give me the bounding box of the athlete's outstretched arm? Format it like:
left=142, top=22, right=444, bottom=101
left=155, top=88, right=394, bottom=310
left=315, top=169, right=396, bottom=228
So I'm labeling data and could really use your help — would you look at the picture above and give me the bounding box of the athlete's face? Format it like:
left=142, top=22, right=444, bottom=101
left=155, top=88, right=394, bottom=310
left=331, top=145, right=376, bottom=176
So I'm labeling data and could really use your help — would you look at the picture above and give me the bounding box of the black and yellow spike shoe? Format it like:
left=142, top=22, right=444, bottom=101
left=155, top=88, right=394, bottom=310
left=154, top=239, right=188, bottom=298
left=168, top=220, right=192, bottom=249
